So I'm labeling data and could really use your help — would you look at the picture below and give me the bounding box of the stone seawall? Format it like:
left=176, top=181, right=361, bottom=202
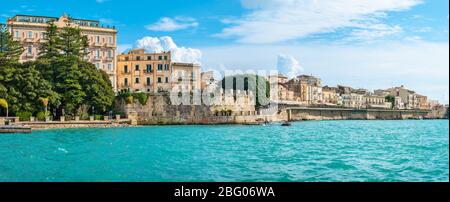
left=24, top=121, right=129, bottom=129
left=285, top=108, right=432, bottom=121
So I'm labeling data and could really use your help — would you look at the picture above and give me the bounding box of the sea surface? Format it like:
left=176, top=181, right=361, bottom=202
left=0, top=120, right=448, bottom=182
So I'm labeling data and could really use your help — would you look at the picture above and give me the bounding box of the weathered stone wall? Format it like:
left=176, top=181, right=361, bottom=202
left=115, top=92, right=263, bottom=125
left=287, top=108, right=431, bottom=121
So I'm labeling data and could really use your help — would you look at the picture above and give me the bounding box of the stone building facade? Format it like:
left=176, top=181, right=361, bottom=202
left=116, top=49, right=201, bottom=93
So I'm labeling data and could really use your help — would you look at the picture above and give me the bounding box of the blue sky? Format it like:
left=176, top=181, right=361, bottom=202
left=1, top=0, right=449, bottom=103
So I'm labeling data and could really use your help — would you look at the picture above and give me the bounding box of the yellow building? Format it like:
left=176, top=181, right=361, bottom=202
left=6, top=14, right=118, bottom=90
left=322, top=86, right=339, bottom=105
left=117, top=49, right=200, bottom=93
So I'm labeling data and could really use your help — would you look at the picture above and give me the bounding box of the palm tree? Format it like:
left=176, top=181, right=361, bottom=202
left=0, top=98, right=8, bottom=117
left=39, top=97, right=49, bottom=117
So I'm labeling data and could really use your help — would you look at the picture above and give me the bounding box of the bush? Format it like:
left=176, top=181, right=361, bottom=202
left=133, top=92, right=149, bottom=105
left=16, top=111, right=32, bottom=121
left=95, top=115, right=103, bottom=120
left=80, top=112, right=90, bottom=120
left=125, top=96, right=134, bottom=104
left=36, top=111, right=49, bottom=121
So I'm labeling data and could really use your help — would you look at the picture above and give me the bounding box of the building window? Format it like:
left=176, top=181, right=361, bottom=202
left=124, top=78, right=128, bottom=86
left=40, top=32, right=45, bottom=39
left=96, top=49, right=100, bottom=58
left=107, top=64, right=112, bottom=71
left=146, top=64, right=152, bottom=73
left=28, top=31, right=32, bottom=38
left=14, top=31, right=19, bottom=38
left=136, top=56, right=141, bottom=61
left=165, top=77, right=169, bottom=83
left=158, top=56, right=162, bottom=60
left=146, top=77, right=151, bottom=86
left=157, top=77, right=162, bottom=83
left=164, top=55, right=168, bottom=60
left=96, top=36, right=100, bottom=43
left=107, top=50, right=112, bottom=58
left=164, top=64, right=169, bottom=71
left=95, top=63, right=100, bottom=69
left=147, top=56, right=152, bottom=60
left=157, top=64, right=163, bottom=71
left=108, top=36, right=113, bottom=44
left=135, top=65, right=140, bottom=71
left=27, top=45, right=32, bottom=54
left=124, top=65, right=128, bottom=73
left=135, top=78, right=140, bottom=84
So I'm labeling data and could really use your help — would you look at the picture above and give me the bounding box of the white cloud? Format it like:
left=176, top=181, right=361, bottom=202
left=117, top=44, right=132, bottom=54
left=348, top=24, right=403, bottom=42
left=218, top=0, right=422, bottom=44
left=135, top=36, right=202, bottom=64
left=277, top=54, right=304, bottom=78
left=146, top=17, right=199, bottom=32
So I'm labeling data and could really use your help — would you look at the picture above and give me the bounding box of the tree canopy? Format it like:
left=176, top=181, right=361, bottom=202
left=0, top=21, right=114, bottom=118
left=220, top=74, right=271, bottom=108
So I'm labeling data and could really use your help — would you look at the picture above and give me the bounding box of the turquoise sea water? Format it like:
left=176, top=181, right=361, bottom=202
left=0, top=120, right=448, bottom=182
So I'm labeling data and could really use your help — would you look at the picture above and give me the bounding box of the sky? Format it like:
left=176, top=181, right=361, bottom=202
left=1, top=0, right=449, bottom=103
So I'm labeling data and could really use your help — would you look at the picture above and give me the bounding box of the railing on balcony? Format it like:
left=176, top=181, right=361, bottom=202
left=104, top=57, right=114, bottom=62
left=24, top=38, right=34, bottom=43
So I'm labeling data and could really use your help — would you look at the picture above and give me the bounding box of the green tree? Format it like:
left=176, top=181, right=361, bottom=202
left=38, top=21, right=60, bottom=61
left=385, top=95, right=396, bottom=109
left=56, top=25, right=90, bottom=60
left=0, top=23, right=24, bottom=64
left=38, top=24, right=91, bottom=116
left=220, top=74, right=270, bottom=108
left=79, top=61, right=115, bottom=114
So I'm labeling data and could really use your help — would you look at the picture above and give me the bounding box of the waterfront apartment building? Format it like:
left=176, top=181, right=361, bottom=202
left=322, top=86, right=340, bottom=105
left=6, top=14, right=118, bottom=90
left=286, top=75, right=323, bottom=105
left=116, top=49, right=201, bottom=93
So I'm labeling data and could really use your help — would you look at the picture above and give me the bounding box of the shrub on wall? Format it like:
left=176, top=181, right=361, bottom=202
left=133, top=93, right=149, bottom=105
left=16, top=111, right=32, bottom=121
left=36, top=111, right=49, bottom=121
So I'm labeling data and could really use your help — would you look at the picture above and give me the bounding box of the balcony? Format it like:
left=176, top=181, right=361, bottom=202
left=105, top=43, right=115, bottom=48
left=24, top=38, right=35, bottom=43
left=92, top=56, right=102, bottom=62
left=90, top=41, right=102, bottom=47
left=103, top=56, right=114, bottom=62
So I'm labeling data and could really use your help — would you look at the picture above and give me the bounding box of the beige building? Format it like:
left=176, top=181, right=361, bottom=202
left=322, top=86, right=339, bottom=105
left=286, top=75, right=323, bottom=104
left=342, top=93, right=365, bottom=109
left=201, top=71, right=217, bottom=91
left=365, top=95, right=391, bottom=109
left=384, top=85, right=421, bottom=109
left=116, top=49, right=200, bottom=93
left=6, top=14, right=117, bottom=90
